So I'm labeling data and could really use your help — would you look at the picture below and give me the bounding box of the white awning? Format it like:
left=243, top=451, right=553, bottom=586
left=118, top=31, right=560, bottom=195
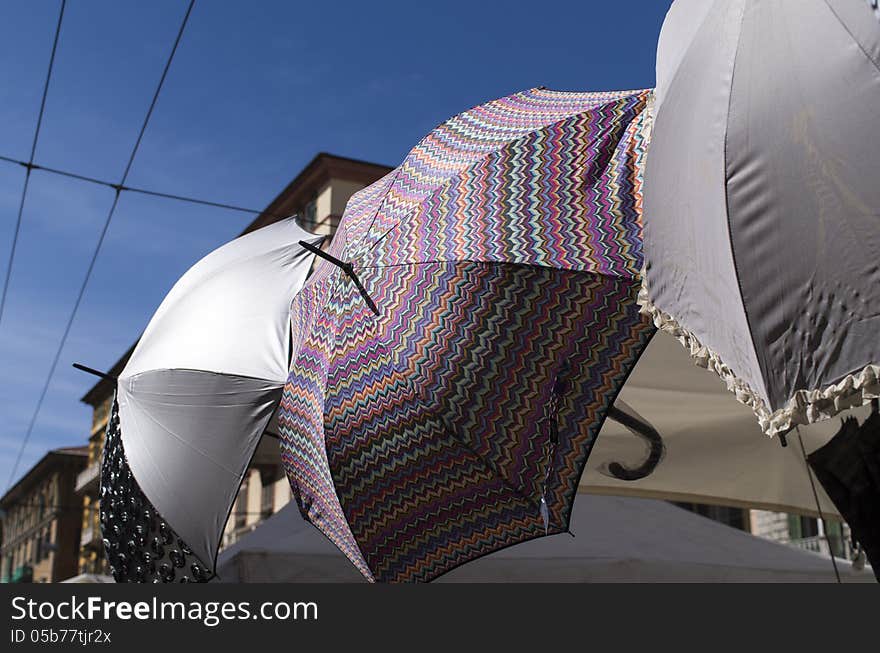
left=216, top=496, right=871, bottom=583
left=583, top=332, right=871, bottom=518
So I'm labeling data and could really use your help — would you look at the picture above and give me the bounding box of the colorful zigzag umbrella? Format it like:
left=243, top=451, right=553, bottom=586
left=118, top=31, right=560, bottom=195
left=279, top=87, right=655, bottom=582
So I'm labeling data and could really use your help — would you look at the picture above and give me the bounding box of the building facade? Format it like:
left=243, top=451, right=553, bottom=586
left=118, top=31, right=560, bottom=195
left=76, top=387, right=115, bottom=576
left=749, top=509, right=851, bottom=559
left=0, top=447, right=88, bottom=583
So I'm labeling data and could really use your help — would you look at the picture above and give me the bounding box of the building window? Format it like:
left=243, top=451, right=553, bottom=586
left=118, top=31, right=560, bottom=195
left=788, top=514, right=820, bottom=540
left=41, top=529, right=52, bottom=561
left=261, top=481, right=274, bottom=520
left=673, top=502, right=747, bottom=531
left=234, top=480, right=249, bottom=529
left=302, top=198, right=318, bottom=230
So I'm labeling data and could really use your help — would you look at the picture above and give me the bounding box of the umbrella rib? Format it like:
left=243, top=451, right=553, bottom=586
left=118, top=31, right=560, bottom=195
left=121, top=390, right=251, bottom=477
left=356, top=258, right=630, bottom=286
left=442, top=424, right=541, bottom=514
left=119, top=398, right=203, bottom=537
left=402, top=387, right=543, bottom=516
left=823, top=0, right=880, bottom=74
left=299, top=240, right=379, bottom=315
left=797, top=428, right=841, bottom=583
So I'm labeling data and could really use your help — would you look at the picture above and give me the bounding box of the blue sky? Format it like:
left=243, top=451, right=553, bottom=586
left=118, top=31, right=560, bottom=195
left=0, top=1, right=669, bottom=486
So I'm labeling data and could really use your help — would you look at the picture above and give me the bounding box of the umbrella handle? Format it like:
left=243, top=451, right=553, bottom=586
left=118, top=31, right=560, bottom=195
left=605, top=404, right=665, bottom=481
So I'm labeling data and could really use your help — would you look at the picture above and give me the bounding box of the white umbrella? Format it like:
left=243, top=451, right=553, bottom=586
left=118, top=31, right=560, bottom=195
left=99, top=217, right=321, bottom=580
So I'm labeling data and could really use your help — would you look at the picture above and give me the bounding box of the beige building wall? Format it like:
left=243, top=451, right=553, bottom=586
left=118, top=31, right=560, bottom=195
left=244, top=469, right=262, bottom=528
left=750, top=510, right=791, bottom=543
left=77, top=394, right=112, bottom=576
left=273, top=477, right=291, bottom=512
left=308, top=178, right=366, bottom=235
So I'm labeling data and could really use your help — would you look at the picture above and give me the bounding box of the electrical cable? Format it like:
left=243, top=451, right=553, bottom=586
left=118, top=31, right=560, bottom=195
left=0, top=0, right=67, bottom=327
left=0, top=153, right=287, bottom=219
left=5, top=0, right=196, bottom=491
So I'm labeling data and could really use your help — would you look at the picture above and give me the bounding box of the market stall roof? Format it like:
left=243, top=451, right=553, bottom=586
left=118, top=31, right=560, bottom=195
left=216, top=494, right=871, bottom=583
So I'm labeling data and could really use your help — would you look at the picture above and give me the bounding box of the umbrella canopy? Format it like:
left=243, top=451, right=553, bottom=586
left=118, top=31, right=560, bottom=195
left=640, top=0, right=880, bottom=436
left=101, top=218, right=322, bottom=581
left=278, top=88, right=655, bottom=582
left=808, top=404, right=880, bottom=579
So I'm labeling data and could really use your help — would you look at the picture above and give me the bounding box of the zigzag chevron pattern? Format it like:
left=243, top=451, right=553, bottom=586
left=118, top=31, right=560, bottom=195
left=278, top=87, right=655, bottom=582
left=339, top=88, right=649, bottom=266
left=366, top=91, right=650, bottom=276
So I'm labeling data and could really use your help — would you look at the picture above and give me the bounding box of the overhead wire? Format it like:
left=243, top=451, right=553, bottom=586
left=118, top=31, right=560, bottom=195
left=0, top=0, right=67, bottom=328
left=5, top=0, right=196, bottom=491
left=0, top=153, right=288, bottom=219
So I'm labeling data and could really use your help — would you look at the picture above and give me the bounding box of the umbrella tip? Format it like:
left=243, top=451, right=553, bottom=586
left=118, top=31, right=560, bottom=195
left=72, top=363, right=117, bottom=381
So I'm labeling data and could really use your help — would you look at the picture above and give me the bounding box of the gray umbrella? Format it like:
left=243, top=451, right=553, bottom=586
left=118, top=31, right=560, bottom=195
left=641, top=0, right=880, bottom=436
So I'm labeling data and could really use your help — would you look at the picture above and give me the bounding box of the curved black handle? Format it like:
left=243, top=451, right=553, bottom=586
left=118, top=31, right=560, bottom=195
left=605, top=404, right=665, bottom=481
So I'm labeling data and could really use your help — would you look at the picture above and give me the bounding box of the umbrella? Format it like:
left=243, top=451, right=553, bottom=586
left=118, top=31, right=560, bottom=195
left=807, top=401, right=880, bottom=580
left=97, top=217, right=322, bottom=582
left=640, top=0, right=880, bottom=436
left=278, top=87, right=655, bottom=582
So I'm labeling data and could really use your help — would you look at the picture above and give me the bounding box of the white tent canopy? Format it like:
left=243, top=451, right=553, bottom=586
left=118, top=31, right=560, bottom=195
left=216, top=495, right=870, bottom=583
left=584, top=332, right=869, bottom=519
